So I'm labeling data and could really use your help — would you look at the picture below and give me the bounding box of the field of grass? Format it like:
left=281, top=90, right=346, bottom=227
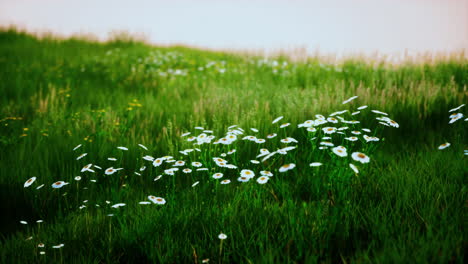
left=0, top=28, right=466, bottom=263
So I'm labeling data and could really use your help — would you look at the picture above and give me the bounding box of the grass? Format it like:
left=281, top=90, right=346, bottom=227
left=0, top=28, right=466, bottom=263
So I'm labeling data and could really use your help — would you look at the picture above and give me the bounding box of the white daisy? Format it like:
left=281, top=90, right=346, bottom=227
left=363, top=135, right=380, bottom=142
left=197, top=168, right=209, bottom=171
left=143, top=155, right=154, bottom=161
left=448, top=104, right=465, bottom=112
left=154, top=175, right=162, bottom=181
left=173, top=160, right=185, bottom=167
left=371, top=110, right=388, bottom=116
left=332, top=146, right=348, bottom=157
left=140, top=166, right=146, bottom=171
left=283, top=146, right=298, bottom=152
left=153, top=158, right=163, bottom=167
left=81, top=163, right=94, bottom=172
left=438, top=143, right=450, bottom=150
left=74, top=176, right=81, bottom=181
left=51, top=181, right=68, bottom=188
left=213, top=157, right=227, bottom=164
left=379, top=121, right=390, bottom=127
left=449, top=113, right=464, bottom=124
left=218, top=233, right=227, bottom=240
left=220, top=179, right=231, bottom=184
left=272, top=116, right=284, bottom=124
left=349, top=163, right=359, bottom=174
left=322, top=127, right=337, bottom=134
left=226, top=134, right=237, bottom=142
left=237, top=176, right=250, bottom=182
left=240, top=169, right=255, bottom=178
left=148, top=196, right=166, bottom=205
left=20, top=220, right=27, bottom=224
left=387, top=120, right=399, bottom=128
left=138, top=144, right=148, bottom=150
left=300, top=120, right=315, bottom=128
left=342, top=95, right=358, bottom=104
left=256, top=176, right=269, bottom=184
left=250, top=160, right=260, bottom=164
left=330, top=110, right=348, bottom=116
left=351, top=152, right=370, bottom=163
left=345, top=137, right=358, bottom=141
left=250, top=128, right=259, bottom=132
left=320, top=141, right=334, bottom=147
left=227, top=149, right=236, bottom=155
left=218, top=138, right=230, bottom=145
left=111, top=203, right=126, bottom=208
left=261, top=152, right=277, bottom=162
left=280, top=123, right=290, bottom=128
left=279, top=163, right=296, bottom=172
left=257, top=149, right=270, bottom=158
left=117, top=146, right=128, bottom=151
left=191, top=161, right=202, bottom=167
left=327, top=117, right=338, bottom=123
left=357, top=105, right=368, bottom=110
left=76, top=153, right=87, bottom=160
left=362, top=128, right=371, bottom=133
left=255, top=138, right=266, bottom=144
left=139, top=201, right=151, bottom=205
left=225, top=164, right=238, bottom=169
left=36, top=184, right=44, bottom=189
left=212, top=173, right=223, bottom=179
left=309, top=162, right=322, bottom=167
left=351, top=111, right=360, bottom=115
left=267, top=133, right=277, bottom=139
left=105, top=167, right=117, bottom=175
left=182, top=168, right=192, bottom=174
left=181, top=132, right=191, bottom=137
left=315, top=119, right=328, bottom=126
left=192, top=181, right=200, bottom=187
left=72, top=144, right=82, bottom=151
left=260, top=170, right=273, bottom=177
left=24, top=177, right=36, bottom=188
left=307, top=127, right=317, bottom=132
left=52, top=244, right=65, bottom=249
left=164, top=168, right=178, bottom=175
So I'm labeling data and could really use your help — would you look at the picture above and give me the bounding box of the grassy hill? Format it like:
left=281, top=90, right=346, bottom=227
left=0, top=28, right=466, bottom=263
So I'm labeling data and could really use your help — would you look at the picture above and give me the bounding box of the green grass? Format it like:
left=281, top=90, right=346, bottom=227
left=0, top=28, right=466, bottom=263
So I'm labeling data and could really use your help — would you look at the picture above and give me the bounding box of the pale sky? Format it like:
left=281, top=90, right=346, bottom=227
left=0, top=0, right=467, bottom=55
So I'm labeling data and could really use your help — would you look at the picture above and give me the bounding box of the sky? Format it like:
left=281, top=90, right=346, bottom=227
left=0, top=0, right=467, bottom=55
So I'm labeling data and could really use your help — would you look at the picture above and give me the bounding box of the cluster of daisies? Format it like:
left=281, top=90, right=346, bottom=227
left=176, top=95, right=397, bottom=182
left=20, top=95, right=405, bottom=255
left=24, top=96, right=400, bottom=195
left=438, top=104, right=467, bottom=154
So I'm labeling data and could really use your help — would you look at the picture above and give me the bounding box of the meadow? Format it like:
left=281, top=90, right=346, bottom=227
left=0, top=28, right=466, bottom=263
